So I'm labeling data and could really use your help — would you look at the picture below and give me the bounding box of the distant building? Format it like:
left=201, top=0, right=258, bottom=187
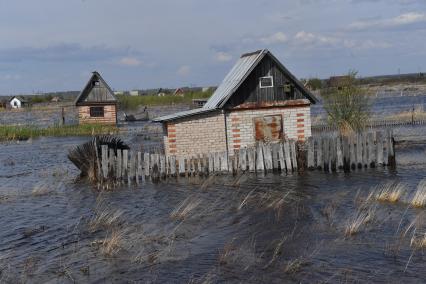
left=130, top=90, right=140, bottom=96
left=9, top=96, right=29, bottom=109
left=173, top=88, right=185, bottom=97
left=192, top=98, right=208, bottom=108
left=327, top=76, right=350, bottom=90
left=74, top=71, right=118, bottom=125
left=114, top=91, right=124, bottom=96
left=51, top=96, right=61, bottom=103
left=154, top=49, right=317, bottom=157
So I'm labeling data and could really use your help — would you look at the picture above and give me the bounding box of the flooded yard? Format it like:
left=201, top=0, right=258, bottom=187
left=1, top=135, right=426, bottom=283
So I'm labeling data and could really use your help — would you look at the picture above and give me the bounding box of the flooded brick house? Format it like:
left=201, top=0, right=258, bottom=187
left=75, top=71, right=118, bottom=125
left=154, top=49, right=317, bottom=157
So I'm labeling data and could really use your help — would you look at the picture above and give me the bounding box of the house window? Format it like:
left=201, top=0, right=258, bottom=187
left=259, top=76, right=274, bottom=88
left=253, top=115, right=283, bottom=142
left=90, top=106, right=104, bottom=117
left=92, top=80, right=100, bottom=87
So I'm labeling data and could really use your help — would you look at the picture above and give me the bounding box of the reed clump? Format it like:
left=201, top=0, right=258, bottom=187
left=170, top=196, right=202, bottom=221
left=0, top=124, right=117, bottom=141
left=373, top=182, right=405, bottom=203
left=411, top=179, right=426, bottom=208
left=89, top=208, right=123, bottom=232
left=344, top=205, right=376, bottom=236
left=99, top=229, right=125, bottom=257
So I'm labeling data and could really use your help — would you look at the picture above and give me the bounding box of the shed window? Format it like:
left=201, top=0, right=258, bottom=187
left=253, top=115, right=283, bottom=142
left=259, top=76, right=274, bottom=88
left=92, top=80, right=100, bottom=87
left=90, top=106, right=104, bottom=117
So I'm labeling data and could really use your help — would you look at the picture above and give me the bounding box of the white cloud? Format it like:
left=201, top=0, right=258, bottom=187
left=118, top=57, right=142, bottom=67
left=343, top=39, right=391, bottom=50
left=348, top=12, right=426, bottom=31
left=260, top=32, right=288, bottom=45
left=215, top=52, right=233, bottom=62
left=294, top=31, right=339, bottom=46
left=177, top=65, right=191, bottom=76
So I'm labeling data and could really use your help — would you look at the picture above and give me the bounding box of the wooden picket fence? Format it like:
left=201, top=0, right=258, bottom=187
left=97, top=130, right=395, bottom=185
left=306, top=130, right=395, bottom=172
left=98, top=140, right=299, bottom=184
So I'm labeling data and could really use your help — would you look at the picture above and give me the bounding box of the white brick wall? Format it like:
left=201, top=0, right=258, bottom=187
left=163, top=105, right=312, bottom=157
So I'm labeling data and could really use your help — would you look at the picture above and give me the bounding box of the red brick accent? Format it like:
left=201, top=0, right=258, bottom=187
left=169, top=144, right=177, bottom=149
left=298, top=135, right=305, bottom=140
left=297, top=124, right=305, bottom=128
left=297, top=113, right=304, bottom=117
left=168, top=128, right=176, bottom=133
left=232, top=134, right=241, bottom=138
left=297, top=118, right=304, bottom=123
left=169, top=134, right=176, bottom=138
left=233, top=145, right=241, bottom=149
left=168, top=139, right=176, bottom=143
left=297, top=129, right=305, bottom=134
left=233, top=139, right=241, bottom=144
left=232, top=129, right=240, bottom=133
left=169, top=149, right=177, bottom=154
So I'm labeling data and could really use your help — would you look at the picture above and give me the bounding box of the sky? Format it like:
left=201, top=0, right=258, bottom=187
left=0, top=0, right=425, bottom=94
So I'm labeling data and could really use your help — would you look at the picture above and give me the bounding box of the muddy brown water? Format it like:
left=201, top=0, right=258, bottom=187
left=1, top=135, right=426, bottom=283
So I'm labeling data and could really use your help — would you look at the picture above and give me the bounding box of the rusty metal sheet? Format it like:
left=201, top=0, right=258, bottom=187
left=254, top=115, right=283, bottom=142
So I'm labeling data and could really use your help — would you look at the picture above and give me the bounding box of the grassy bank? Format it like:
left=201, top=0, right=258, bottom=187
left=0, top=124, right=118, bottom=141
left=118, top=91, right=213, bottom=110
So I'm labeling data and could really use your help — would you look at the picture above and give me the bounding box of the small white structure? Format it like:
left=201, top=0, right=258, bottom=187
left=9, top=96, right=28, bottom=109
left=130, top=90, right=139, bottom=96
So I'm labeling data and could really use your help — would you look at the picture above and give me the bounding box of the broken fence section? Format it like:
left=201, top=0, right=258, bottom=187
left=98, top=130, right=395, bottom=184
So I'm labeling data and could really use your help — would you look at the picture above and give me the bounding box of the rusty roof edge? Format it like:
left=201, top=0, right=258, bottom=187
left=152, top=108, right=218, bottom=122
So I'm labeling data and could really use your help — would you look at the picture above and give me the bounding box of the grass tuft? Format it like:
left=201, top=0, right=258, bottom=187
left=170, top=196, right=202, bottom=221
left=411, top=179, right=426, bottom=208
left=89, top=208, right=123, bottom=232
left=374, top=182, right=405, bottom=203
left=344, top=205, right=376, bottom=236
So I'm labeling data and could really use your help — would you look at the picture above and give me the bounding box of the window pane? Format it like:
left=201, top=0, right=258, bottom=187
left=90, top=106, right=104, bottom=117
left=260, top=76, right=273, bottom=88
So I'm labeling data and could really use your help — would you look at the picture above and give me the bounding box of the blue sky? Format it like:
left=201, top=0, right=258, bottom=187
left=0, top=0, right=425, bottom=94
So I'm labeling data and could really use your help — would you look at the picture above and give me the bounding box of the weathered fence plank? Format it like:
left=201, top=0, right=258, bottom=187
left=256, top=143, right=265, bottom=172
left=307, top=137, right=315, bottom=169
left=283, top=141, right=292, bottom=172
left=248, top=148, right=256, bottom=172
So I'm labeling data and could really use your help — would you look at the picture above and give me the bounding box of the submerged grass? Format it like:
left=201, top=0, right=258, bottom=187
left=411, top=179, right=426, bottom=208
left=373, top=182, right=406, bottom=203
left=0, top=124, right=118, bottom=141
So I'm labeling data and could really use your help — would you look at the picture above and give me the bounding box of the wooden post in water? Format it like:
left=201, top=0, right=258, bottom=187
left=278, top=143, right=286, bottom=172
left=271, top=143, right=280, bottom=171
left=123, top=149, right=129, bottom=181
left=208, top=153, right=214, bottom=174
left=283, top=141, right=292, bottom=172
left=256, top=143, right=265, bottom=172
left=220, top=152, right=228, bottom=172
left=136, top=152, right=142, bottom=184
left=367, top=132, right=375, bottom=168
left=108, top=148, right=115, bottom=179
left=170, top=156, right=177, bottom=177
left=323, top=138, right=329, bottom=172
left=307, top=137, right=315, bottom=170
left=356, top=134, right=362, bottom=169
left=387, top=129, right=396, bottom=168
left=330, top=138, right=337, bottom=172
left=362, top=133, right=368, bottom=168
left=336, top=137, right=343, bottom=170
left=239, top=148, right=247, bottom=172
left=342, top=136, right=350, bottom=172
left=248, top=148, right=256, bottom=172
left=316, top=138, right=323, bottom=170
left=144, top=153, right=150, bottom=177
left=160, top=155, right=166, bottom=178
left=116, top=150, right=122, bottom=182
left=376, top=132, right=384, bottom=166
left=263, top=143, right=273, bottom=171
left=129, top=151, right=136, bottom=183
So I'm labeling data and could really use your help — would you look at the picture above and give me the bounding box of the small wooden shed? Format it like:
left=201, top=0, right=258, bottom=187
left=75, top=71, right=118, bottom=125
left=154, top=49, right=317, bottom=157
left=9, top=96, right=29, bottom=109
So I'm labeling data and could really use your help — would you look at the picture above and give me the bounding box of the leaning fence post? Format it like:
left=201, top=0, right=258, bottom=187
left=387, top=129, right=396, bottom=168
left=136, top=152, right=142, bottom=184
left=117, top=149, right=122, bottom=182
left=307, top=137, right=315, bottom=170
left=101, top=145, right=108, bottom=181
left=123, top=149, right=129, bottom=181
left=144, top=153, right=150, bottom=177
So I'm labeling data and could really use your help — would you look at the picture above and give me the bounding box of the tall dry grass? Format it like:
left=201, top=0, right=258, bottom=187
left=344, top=205, right=376, bottom=236
left=411, top=179, right=426, bottom=208
left=89, top=208, right=123, bottom=232
left=372, top=182, right=406, bottom=203
left=170, top=196, right=202, bottom=221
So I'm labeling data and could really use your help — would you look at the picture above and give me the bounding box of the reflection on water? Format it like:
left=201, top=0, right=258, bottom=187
left=1, top=137, right=426, bottom=283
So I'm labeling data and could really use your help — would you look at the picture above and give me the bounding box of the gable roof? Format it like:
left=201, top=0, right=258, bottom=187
left=9, top=96, right=28, bottom=103
left=153, top=49, right=317, bottom=122
left=204, top=49, right=316, bottom=108
left=74, top=71, right=117, bottom=106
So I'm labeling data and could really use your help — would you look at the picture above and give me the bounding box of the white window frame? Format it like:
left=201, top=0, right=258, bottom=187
left=259, top=76, right=274, bottom=89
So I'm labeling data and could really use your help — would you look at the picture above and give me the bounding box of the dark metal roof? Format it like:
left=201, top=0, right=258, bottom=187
left=74, top=71, right=117, bottom=106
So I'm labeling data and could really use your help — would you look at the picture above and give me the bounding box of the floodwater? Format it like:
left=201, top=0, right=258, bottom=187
left=1, top=134, right=426, bottom=283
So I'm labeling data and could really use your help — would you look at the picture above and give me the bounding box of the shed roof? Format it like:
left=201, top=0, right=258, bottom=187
left=75, top=71, right=117, bottom=106
left=152, top=108, right=218, bottom=122
left=153, top=49, right=316, bottom=122
left=9, top=96, right=28, bottom=103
